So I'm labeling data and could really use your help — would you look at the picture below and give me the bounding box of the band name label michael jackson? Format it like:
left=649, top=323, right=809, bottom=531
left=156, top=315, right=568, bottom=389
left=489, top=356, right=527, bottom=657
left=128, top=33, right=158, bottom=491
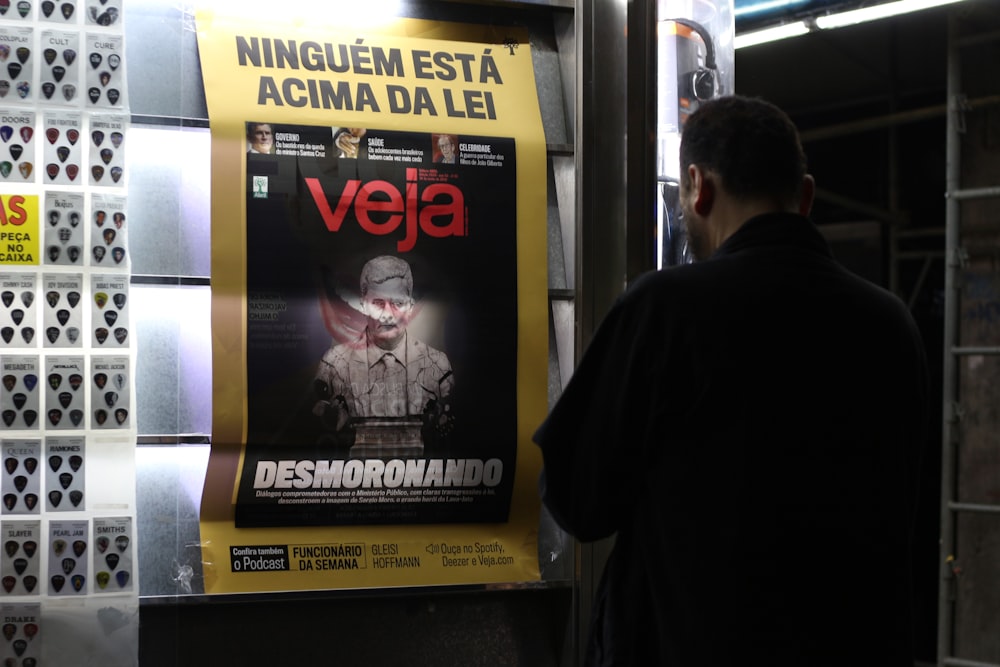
left=304, top=167, right=467, bottom=252
left=253, top=457, right=502, bottom=490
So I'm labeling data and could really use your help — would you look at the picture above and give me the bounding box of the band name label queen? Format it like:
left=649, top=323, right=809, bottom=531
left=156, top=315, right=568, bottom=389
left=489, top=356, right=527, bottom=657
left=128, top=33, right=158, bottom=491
left=304, top=167, right=466, bottom=253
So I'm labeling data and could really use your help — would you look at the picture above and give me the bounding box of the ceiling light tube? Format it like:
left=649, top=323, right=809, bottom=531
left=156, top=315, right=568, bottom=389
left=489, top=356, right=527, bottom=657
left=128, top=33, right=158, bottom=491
left=734, top=21, right=810, bottom=49
left=814, top=0, right=969, bottom=30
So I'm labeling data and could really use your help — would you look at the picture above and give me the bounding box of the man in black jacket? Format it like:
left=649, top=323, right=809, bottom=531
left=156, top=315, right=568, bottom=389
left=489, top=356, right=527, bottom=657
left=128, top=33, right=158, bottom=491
left=533, top=96, right=928, bottom=666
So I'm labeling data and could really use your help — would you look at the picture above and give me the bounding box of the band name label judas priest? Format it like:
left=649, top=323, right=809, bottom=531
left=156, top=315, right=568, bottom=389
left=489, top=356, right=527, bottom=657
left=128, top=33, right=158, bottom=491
left=304, top=167, right=467, bottom=252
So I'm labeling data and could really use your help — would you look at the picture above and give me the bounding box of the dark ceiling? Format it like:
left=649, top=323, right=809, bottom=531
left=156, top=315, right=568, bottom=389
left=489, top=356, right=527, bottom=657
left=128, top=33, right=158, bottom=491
left=735, top=0, right=1000, bottom=230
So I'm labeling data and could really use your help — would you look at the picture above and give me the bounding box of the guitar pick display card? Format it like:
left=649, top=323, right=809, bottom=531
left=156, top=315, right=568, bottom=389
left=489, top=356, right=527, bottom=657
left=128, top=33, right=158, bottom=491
left=40, top=0, right=78, bottom=24
left=42, top=190, right=82, bottom=266
left=89, top=192, right=124, bottom=268
left=86, top=112, right=122, bottom=186
left=1, top=520, right=40, bottom=595
left=44, top=435, right=82, bottom=511
left=39, top=29, right=80, bottom=106
left=0, top=438, right=38, bottom=514
left=43, top=355, right=81, bottom=429
left=0, top=25, right=34, bottom=105
left=0, top=356, right=37, bottom=430
left=0, top=108, right=34, bottom=182
left=47, top=518, right=85, bottom=595
left=41, top=110, right=79, bottom=185
left=40, top=272, right=80, bottom=347
left=89, top=355, right=124, bottom=429
left=0, top=272, right=36, bottom=347
left=0, top=603, right=40, bottom=664
left=90, top=273, right=123, bottom=348
left=91, top=515, right=128, bottom=593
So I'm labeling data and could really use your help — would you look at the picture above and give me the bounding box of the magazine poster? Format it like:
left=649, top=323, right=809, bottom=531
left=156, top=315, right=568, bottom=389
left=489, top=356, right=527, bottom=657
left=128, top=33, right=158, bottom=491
left=195, top=10, right=548, bottom=592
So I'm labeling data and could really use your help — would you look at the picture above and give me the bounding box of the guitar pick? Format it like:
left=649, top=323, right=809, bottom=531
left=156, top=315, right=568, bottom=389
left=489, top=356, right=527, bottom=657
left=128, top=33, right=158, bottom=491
left=94, top=209, right=105, bottom=226
left=0, top=162, right=10, bottom=178
left=48, top=454, right=61, bottom=470
left=41, top=0, right=53, bottom=15
left=66, top=326, right=78, bottom=343
left=69, top=454, right=81, bottom=470
left=102, top=229, right=115, bottom=244
left=69, top=409, right=81, bottom=425
left=7, top=63, right=21, bottom=79
left=15, top=0, right=27, bottom=18
left=69, top=489, right=81, bottom=505
left=21, top=575, right=35, bottom=592
left=62, top=83, right=75, bottom=101
left=116, top=535, right=129, bottom=552
left=104, top=391, right=116, bottom=407
left=99, top=71, right=110, bottom=87
left=0, top=577, right=12, bottom=594
left=112, top=247, right=125, bottom=263
left=59, top=471, right=71, bottom=488
left=105, top=552, right=119, bottom=570
left=61, top=557, right=75, bottom=575
left=53, top=538, right=66, bottom=555
left=45, top=327, right=59, bottom=343
left=1, top=623, right=13, bottom=640
left=114, top=407, right=128, bottom=423
left=2, top=541, right=14, bottom=557
left=12, top=392, right=26, bottom=409
left=23, top=457, right=34, bottom=474
left=88, top=52, right=101, bottom=69
left=115, top=571, right=129, bottom=588
left=21, top=374, right=34, bottom=391
left=58, top=392, right=71, bottom=408
left=67, top=245, right=80, bottom=262
left=108, top=53, right=120, bottom=70
left=66, top=128, right=78, bottom=144
left=114, top=373, right=125, bottom=389
left=62, top=49, right=74, bottom=65
left=52, top=64, right=65, bottom=81
left=43, top=46, right=56, bottom=63
left=93, top=372, right=106, bottom=388
left=48, top=489, right=61, bottom=507
left=60, top=1, right=71, bottom=19
left=95, top=6, right=118, bottom=25
left=47, top=409, right=60, bottom=425
left=68, top=212, right=79, bottom=227
left=96, top=571, right=109, bottom=589
left=91, top=130, right=104, bottom=146
left=45, top=127, right=58, bottom=144
left=110, top=131, right=123, bottom=148
left=72, top=539, right=85, bottom=557
left=65, top=163, right=78, bottom=180
left=104, top=311, right=116, bottom=326
left=110, top=165, right=122, bottom=182
left=12, top=475, right=26, bottom=492
left=22, top=623, right=36, bottom=640
left=87, top=87, right=99, bottom=103
left=91, top=165, right=103, bottom=181
left=1, top=374, right=13, bottom=390
left=12, top=557, right=25, bottom=574
left=107, top=88, right=120, bottom=105
left=15, top=47, right=28, bottom=64
left=14, top=81, right=27, bottom=99
left=94, top=327, right=107, bottom=343
left=0, top=81, right=9, bottom=98
left=10, top=309, right=21, bottom=324
left=113, top=293, right=126, bottom=309
left=45, top=163, right=58, bottom=179
left=50, top=574, right=64, bottom=592
left=0, top=290, right=10, bottom=306
left=47, top=372, right=60, bottom=390
left=1, top=411, right=14, bottom=426
left=8, top=144, right=20, bottom=160
left=93, top=409, right=106, bottom=425
left=114, top=328, right=127, bottom=344
left=0, top=327, right=11, bottom=343
left=3, top=458, right=15, bottom=473
left=56, top=308, right=69, bottom=325
left=96, top=535, right=108, bottom=553
left=21, top=411, right=35, bottom=427
left=58, top=228, right=71, bottom=245
left=1, top=494, right=14, bottom=510
left=0, top=127, right=10, bottom=144
left=67, top=291, right=79, bottom=307
left=0, top=45, right=8, bottom=60
left=56, top=146, right=69, bottom=162
left=17, top=162, right=30, bottom=179
left=20, top=291, right=31, bottom=307
left=100, top=148, right=113, bottom=165
left=22, top=540, right=35, bottom=557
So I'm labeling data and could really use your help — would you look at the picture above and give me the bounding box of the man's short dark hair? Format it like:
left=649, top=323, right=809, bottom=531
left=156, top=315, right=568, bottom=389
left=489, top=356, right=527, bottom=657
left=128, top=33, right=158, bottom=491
left=679, top=95, right=807, bottom=206
left=360, top=255, right=413, bottom=298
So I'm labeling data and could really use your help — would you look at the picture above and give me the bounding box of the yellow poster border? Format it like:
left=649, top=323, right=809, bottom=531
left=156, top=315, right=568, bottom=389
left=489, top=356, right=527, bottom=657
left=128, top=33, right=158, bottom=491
left=196, top=10, right=548, bottom=593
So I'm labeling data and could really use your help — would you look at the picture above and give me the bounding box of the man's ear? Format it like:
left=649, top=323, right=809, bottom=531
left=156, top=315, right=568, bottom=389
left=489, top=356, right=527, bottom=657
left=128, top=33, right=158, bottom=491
left=799, top=174, right=816, bottom=216
left=687, top=164, right=715, bottom=216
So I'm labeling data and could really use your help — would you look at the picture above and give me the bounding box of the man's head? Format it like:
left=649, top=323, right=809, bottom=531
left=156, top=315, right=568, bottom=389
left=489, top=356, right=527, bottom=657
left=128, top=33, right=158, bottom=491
left=679, top=95, right=814, bottom=259
left=437, top=135, right=456, bottom=162
left=360, top=255, right=414, bottom=350
left=247, top=123, right=273, bottom=153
